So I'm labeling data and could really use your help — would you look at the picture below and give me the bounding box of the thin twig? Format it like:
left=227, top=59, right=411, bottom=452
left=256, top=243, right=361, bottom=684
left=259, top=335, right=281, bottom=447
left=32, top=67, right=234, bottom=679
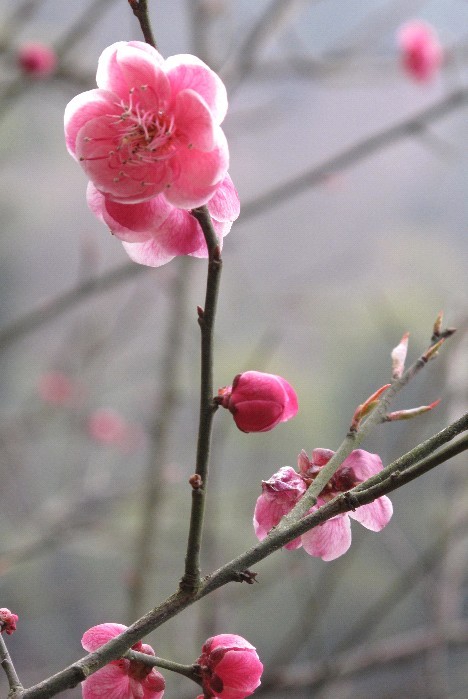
left=0, top=633, right=23, bottom=695
left=179, top=206, right=222, bottom=594
left=128, top=0, right=158, bottom=49
left=125, top=649, right=199, bottom=682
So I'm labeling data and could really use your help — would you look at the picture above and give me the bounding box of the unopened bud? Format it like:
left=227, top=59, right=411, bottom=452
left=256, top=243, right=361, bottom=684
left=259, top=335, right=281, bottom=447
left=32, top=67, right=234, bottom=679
left=0, top=608, right=18, bottom=635
left=391, top=332, right=409, bottom=379
left=385, top=399, right=441, bottom=421
left=423, top=338, right=445, bottom=362
left=189, top=474, right=203, bottom=489
left=350, top=384, right=391, bottom=431
left=432, top=310, right=443, bottom=339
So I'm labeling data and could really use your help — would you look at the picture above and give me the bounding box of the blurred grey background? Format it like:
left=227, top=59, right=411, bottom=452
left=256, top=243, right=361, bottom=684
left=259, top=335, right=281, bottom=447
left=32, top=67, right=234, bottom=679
left=0, top=1, right=467, bottom=697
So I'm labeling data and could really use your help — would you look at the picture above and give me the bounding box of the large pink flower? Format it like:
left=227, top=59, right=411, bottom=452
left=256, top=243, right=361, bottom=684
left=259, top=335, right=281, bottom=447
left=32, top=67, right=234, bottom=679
left=196, top=634, right=263, bottom=699
left=81, top=623, right=165, bottom=699
left=397, top=21, right=443, bottom=82
left=253, top=467, right=306, bottom=550
left=65, top=41, right=229, bottom=208
left=253, top=449, right=393, bottom=561
left=87, top=173, right=239, bottom=267
left=218, top=371, right=298, bottom=433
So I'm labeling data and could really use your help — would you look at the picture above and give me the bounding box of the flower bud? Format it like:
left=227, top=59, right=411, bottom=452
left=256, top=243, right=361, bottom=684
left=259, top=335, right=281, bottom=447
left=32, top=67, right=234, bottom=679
left=197, top=634, right=263, bottom=699
left=17, top=42, right=57, bottom=77
left=218, top=371, right=298, bottom=433
left=397, top=21, right=443, bottom=82
left=0, top=608, right=18, bottom=635
left=391, top=332, right=409, bottom=379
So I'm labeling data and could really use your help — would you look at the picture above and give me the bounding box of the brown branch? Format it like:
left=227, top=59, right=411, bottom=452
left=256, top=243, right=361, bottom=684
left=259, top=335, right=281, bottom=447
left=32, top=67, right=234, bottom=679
left=128, top=0, right=158, bottom=49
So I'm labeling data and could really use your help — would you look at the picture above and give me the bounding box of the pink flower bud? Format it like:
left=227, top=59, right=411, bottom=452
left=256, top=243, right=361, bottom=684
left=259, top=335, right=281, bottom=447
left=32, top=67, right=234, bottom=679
left=197, top=634, right=263, bottom=699
left=218, top=371, right=298, bottom=433
left=0, top=608, right=18, bottom=635
left=391, top=332, right=409, bottom=379
left=397, top=21, right=443, bottom=82
left=87, top=409, right=129, bottom=447
left=17, top=42, right=57, bottom=77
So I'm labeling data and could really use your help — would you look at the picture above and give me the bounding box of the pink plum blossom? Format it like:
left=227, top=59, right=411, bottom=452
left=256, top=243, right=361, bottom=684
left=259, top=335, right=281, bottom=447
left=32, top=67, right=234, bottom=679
left=87, top=408, right=141, bottom=449
left=65, top=41, right=229, bottom=208
left=254, top=449, right=393, bottom=561
left=38, top=371, right=77, bottom=406
left=0, top=608, right=18, bottom=635
left=81, top=623, right=165, bottom=699
left=87, top=173, right=239, bottom=267
left=196, top=634, right=263, bottom=699
left=217, top=371, right=298, bottom=433
left=398, top=21, right=443, bottom=82
left=253, top=467, right=306, bottom=549
left=18, top=42, right=57, bottom=77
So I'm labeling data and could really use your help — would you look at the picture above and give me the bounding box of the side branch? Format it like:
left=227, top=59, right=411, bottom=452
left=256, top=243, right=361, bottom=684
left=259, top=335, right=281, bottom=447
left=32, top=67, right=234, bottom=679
left=179, top=206, right=222, bottom=593
left=0, top=633, right=23, bottom=696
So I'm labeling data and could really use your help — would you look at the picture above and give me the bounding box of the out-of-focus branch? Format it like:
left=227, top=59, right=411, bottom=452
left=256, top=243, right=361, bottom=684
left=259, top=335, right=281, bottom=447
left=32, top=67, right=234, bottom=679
left=260, top=619, right=468, bottom=692
left=241, top=86, right=468, bottom=220
left=2, top=86, right=466, bottom=352
left=126, top=261, right=191, bottom=620
left=220, top=0, right=316, bottom=91
left=0, top=262, right=145, bottom=353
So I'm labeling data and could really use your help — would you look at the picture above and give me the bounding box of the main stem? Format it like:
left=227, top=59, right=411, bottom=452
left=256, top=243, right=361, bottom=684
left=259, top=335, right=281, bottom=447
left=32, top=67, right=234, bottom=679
left=179, top=206, right=222, bottom=593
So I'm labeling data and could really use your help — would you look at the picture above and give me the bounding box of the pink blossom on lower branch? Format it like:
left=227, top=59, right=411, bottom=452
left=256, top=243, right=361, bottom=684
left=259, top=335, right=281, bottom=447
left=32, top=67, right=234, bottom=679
left=0, top=608, right=18, bottom=635
left=81, top=623, right=165, bottom=699
left=254, top=449, right=393, bottom=561
left=217, top=371, right=298, bottom=433
left=87, top=174, right=239, bottom=267
left=65, top=41, right=229, bottom=208
left=196, top=634, right=263, bottom=699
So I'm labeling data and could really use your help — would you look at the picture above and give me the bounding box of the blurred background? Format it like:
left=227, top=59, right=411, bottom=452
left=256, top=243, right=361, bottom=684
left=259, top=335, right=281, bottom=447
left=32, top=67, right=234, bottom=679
left=0, top=1, right=467, bottom=697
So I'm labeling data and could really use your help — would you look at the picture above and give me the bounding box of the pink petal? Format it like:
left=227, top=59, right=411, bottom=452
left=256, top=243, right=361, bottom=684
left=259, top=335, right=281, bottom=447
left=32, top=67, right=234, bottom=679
left=165, top=127, right=229, bottom=209
left=165, top=54, right=228, bottom=124
left=342, top=449, right=384, bottom=481
left=142, top=670, right=165, bottom=699
left=64, top=89, right=116, bottom=158
left=277, top=376, right=299, bottom=422
left=82, top=623, right=127, bottom=652
left=82, top=665, right=130, bottom=699
left=349, top=495, right=393, bottom=531
left=96, top=42, right=165, bottom=97
left=87, top=184, right=154, bottom=243
left=253, top=494, right=286, bottom=540
left=233, top=399, right=283, bottom=433
left=214, top=649, right=263, bottom=699
left=207, top=175, right=240, bottom=223
left=175, top=90, right=215, bottom=151
left=301, top=515, right=352, bottom=561
left=116, top=46, right=171, bottom=111
left=121, top=239, right=176, bottom=268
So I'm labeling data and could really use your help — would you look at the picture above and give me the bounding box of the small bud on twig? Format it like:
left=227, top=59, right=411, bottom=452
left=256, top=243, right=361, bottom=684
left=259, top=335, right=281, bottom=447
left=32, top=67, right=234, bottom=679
left=385, top=399, right=441, bottom=421
left=391, top=332, right=409, bottom=379
left=189, top=474, right=203, bottom=489
left=350, top=384, right=391, bottom=431
left=423, top=338, right=445, bottom=362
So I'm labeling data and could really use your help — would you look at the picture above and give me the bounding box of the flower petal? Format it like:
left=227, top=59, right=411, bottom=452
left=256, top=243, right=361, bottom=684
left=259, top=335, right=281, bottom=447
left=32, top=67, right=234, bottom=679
left=82, top=664, right=130, bottom=699
left=301, top=515, right=352, bottom=561
left=165, top=53, right=228, bottom=124
left=64, top=89, right=116, bottom=159
left=349, top=495, right=393, bottom=531
left=342, top=449, right=384, bottom=481
left=96, top=42, right=165, bottom=97
left=207, top=174, right=240, bottom=223
left=175, top=89, right=215, bottom=151
left=81, top=623, right=127, bottom=652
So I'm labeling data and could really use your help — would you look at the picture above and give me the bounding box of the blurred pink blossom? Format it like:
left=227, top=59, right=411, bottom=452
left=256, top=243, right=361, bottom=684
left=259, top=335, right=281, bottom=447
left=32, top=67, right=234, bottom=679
left=88, top=173, right=239, bottom=267
left=398, top=21, right=443, bottom=82
left=65, top=41, right=229, bottom=208
left=81, top=623, right=165, bottom=699
left=0, top=607, right=18, bottom=635
left=87, top=408, right=132, bottom=448
left=217, top=371, right=298, bottom=433
left=196, top=634, right=263, bottom=699
left=254, top=449, right=393, bottom=561
left=38, top=371, right=77, bottom=406
left=17, top=42, right=57, bottom=77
